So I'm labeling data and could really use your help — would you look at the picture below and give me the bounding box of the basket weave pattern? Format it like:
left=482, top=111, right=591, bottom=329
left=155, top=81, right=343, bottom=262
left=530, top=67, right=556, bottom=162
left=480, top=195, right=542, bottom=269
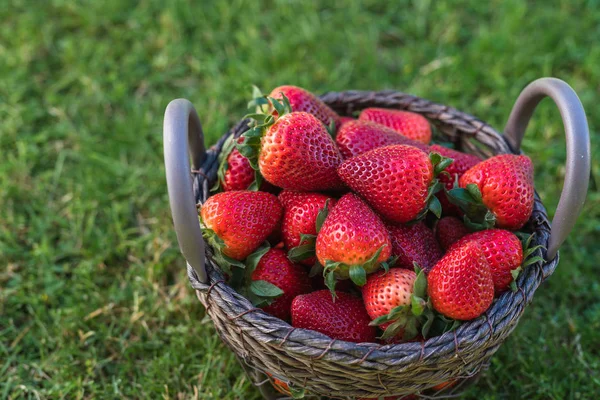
left=187, top=91, right=556, bottom=399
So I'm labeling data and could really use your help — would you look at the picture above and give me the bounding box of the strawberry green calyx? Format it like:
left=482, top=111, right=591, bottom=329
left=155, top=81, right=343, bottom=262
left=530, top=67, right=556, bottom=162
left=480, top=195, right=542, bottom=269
left=323, top=245, right=389, bottom=297
left=414, top=152, right=453, bottom=221
left=369, top=265, right=431, bottom=341
left=247, top=85, right=269, bottom=113
left=199, top=222, right=245, bottom=270
left=236, top=94, right=293, bottom=173
left=238, top=243, right=285, bottom=307
left=446, top=183, right=497, bottom=230
left=287, top=233, right=317, bottom=262
left=287, top=199, right=331, bottom=262
left=509, top=233, right=545, bottom=292
left=247, top=280, right=284, bottom=307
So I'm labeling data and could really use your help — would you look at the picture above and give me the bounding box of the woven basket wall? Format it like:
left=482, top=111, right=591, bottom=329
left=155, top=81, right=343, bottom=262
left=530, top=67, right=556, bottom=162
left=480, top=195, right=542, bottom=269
left=187, top=91, right=556, bottom=399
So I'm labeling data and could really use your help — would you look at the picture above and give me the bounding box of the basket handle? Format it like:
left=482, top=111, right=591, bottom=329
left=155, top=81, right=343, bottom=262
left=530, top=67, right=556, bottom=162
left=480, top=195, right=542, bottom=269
left=504, top=78, right=590, bottom=260
left=163, top=99, right=208, bottom=283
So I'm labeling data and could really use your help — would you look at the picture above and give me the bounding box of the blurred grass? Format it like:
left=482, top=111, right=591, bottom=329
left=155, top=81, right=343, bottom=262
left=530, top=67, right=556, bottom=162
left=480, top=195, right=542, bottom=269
left=0, top=0, right=598, bottom=399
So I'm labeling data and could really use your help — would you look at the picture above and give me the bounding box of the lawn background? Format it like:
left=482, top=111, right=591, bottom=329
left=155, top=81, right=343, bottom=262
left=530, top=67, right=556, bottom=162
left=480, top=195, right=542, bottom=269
left=1, top=1, right=599, bottom=399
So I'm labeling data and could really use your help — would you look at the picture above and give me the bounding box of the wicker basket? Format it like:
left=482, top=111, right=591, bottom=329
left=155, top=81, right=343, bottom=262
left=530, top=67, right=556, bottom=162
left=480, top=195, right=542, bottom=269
left=162, top=78, right=590, bottom=399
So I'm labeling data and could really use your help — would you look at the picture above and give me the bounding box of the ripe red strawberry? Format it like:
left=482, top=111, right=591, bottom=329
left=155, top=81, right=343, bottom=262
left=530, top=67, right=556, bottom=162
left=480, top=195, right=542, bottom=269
left=387, top=222, right=443, bottom=272
left=291, top=290, right=376, bottom=343
left=451, top=229, right=523, bottom=294
left=200, top=191, right=282, bottom=260
left=435, top=216, right=469, bottom=251
left=427, top=241, right=494, bottom=320
left=315, top=193, right=392, bottom=289
left=266, top=373, right=291, bottom=396
left=432, top=379, right=458, bottom=391
left=337, top=145, right=450, bottom=223
left=240, top=105, right=345, bottom=191
left=250, top=249, right=312, bottom=320
left=429, top=145, right=480, bottom=216
left=279, top=191, right=336, bottom=266
left=359, top=108, right=432, bottom=144
left=451, top=154, right=534, bottom=230
left=217, top=137, right=278, bottom=192
left=336, top=120, right=429, bottom=159
left=269, top=85, right=341, bottom=128
left=362, top=269, right=423, bottom=341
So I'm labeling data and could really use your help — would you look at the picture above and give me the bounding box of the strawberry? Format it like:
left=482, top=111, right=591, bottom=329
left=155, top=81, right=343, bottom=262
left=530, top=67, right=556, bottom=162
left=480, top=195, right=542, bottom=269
left=266, top=373, right=291, bottom=396
left=337, top=145, right=452, bottom=223
left=200, top=191, right=282, bottom=261
left=448, top=154, right=534, bottom=230
left=431, top=379, right=458, bottom=391
left=315, top=193, right=392, bottom=290
left=362, top=269, right=417, bottom=327
left=387, top=222, right=443, bottom=272
left=359, top=108, right=432, bottom=144
left=427, top=241, right=494, bottom=320
left=362, top=268, right=429, bottom=341
left=429, top=145, right=480, bottom=216
left=450, top=229, right=526, bottom=294
left=279, top=191, right=336, bottom=266
left=239, top=96, right=345, bottom=191
left=291, top=290, right=376, bottom=343
left=336, top=120, right=429, bottom=159
left=268, top=85, right=341, bottom=128
left=249, top=248, right=312, bottom=320
left=434, top=216, right=469, bottom=251
left=215, top=136, right=278, bottom=192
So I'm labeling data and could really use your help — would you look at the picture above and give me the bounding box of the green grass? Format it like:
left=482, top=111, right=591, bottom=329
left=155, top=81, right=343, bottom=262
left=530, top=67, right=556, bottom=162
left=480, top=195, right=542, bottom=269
left=1, top=0, right=599, bottom=398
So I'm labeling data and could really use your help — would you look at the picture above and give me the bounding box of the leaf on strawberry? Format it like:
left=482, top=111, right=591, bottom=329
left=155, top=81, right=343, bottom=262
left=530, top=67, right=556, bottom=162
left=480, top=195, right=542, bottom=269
left=308, top=261, right=324, bottom=278
left=414, top=177, right=445, bottom=222
left=247, top=85, right=270, bottom=113
left=288, top=200, right=330, bottom=262
left=245, top=242, right=271, bottom=275
left=380, top=255, right=398, bottom=273
left=324, top=266, right=339, bottom=299
left=248, top=280, right=284, bottom=307
left=349, top=265, right=367, bottom=286
left=371, top=265, right=430, bottom=341
left=287, top=234, right=317, bottom=262
left=427, top=314, right=462, bottom=338
left=315, top=199, right=331, bottom=232
left=288, top=385, right=305, bottom=399
left=510, top=233, right=545, bottom=291
left=421, top=306, right=436, bottom=338
left=509, top=267, right=522, bottom=292
left=412, top=265, right=427, bottom=299
left=447, top=183, right=497, bottom=230
left=429, top=152, right=454, bottom=177
left=200, top=224, right=246, bottom=276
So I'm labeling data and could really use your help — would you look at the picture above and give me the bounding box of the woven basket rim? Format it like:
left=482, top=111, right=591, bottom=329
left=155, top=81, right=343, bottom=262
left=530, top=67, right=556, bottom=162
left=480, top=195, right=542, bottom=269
left=187, top=89, right=557, bottom=397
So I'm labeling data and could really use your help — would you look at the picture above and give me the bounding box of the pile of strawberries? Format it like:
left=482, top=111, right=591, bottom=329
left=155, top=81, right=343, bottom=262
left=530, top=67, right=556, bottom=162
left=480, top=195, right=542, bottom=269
left=200, top=85, right=542, bottom=349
